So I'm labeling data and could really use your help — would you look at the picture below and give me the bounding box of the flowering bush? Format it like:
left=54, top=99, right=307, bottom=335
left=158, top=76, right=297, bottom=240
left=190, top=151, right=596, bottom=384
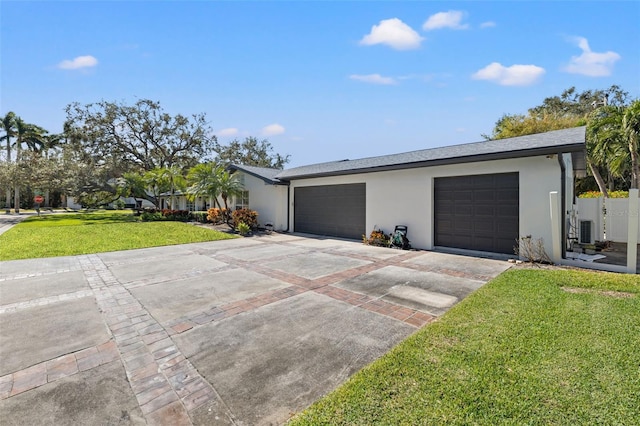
left=578, top=190, right=629, bottom=198
left=231, top=209, right=258, bottom=228
left=206, top=208, right=229, bottom=224
left=363, top=228, right=390, bottom=247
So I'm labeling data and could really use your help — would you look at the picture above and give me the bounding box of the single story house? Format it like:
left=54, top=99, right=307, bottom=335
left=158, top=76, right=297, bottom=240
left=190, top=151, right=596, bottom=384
left=276, top=126, right=586, bottom=257
left=165, top=127, right=586, bottom=258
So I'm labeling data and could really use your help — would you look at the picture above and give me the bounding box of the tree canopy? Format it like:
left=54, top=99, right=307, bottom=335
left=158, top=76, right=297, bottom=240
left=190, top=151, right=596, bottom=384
left=213, top=136, right=290, bottom=169
left=1, top=99, right=293, bottom=209
left=64, top=99, right=215, bottom=172
left=484, top=85, right=639, bottom=194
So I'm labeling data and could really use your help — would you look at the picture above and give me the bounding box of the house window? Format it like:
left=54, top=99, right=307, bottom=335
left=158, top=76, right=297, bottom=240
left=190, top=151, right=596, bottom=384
left=186, top=199, right=196, bottom=212
left=235, top=191, right=249, bottom=210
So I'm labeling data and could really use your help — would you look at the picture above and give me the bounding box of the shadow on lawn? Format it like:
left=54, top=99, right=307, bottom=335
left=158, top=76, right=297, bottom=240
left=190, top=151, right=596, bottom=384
left=24, top=211, right=140, bottom=226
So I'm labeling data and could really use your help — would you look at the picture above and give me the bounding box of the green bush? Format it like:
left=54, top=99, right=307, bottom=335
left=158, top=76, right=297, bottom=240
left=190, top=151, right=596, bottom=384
left=140, top=212, right=165, bottom=222
left=189, top=211, right=208, bottom=223
left=232, top=209, right=258, bottom=228
left=236, top=222, right=251, bottom=236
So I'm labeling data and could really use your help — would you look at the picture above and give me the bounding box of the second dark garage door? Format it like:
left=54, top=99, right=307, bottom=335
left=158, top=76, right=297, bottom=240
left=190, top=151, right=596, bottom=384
left=434, top=173, right=519, bottom=254
left=294, top=183, right=365, bottom=240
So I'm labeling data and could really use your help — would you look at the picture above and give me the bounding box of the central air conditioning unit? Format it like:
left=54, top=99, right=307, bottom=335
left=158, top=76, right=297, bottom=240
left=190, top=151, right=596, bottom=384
left=579, top=220, right=594, bottom=244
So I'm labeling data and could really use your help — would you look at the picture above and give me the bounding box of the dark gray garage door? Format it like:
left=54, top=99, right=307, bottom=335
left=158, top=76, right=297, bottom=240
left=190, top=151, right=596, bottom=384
left=294, top=183, right=365, bottom=240
left=434, top=173, right=519, bottom=254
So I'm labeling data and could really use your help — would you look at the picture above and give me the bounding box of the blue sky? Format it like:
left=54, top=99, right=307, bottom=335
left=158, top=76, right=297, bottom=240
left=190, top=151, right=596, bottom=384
left=2, top=1, right=639, bottom=167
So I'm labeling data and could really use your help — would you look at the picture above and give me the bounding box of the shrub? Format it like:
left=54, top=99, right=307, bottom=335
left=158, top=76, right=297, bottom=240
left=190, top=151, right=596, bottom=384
left=236, top=222, right=251, bottom=236
left=206, top=208, right=229, bottom=224
left=232, top=209, right=258, bottom=228
left=190, top=211, right=208, bottom=223
left=514, top=235, right=551, bottom=263
left=161, top=209, right=190, bottom=221
left=364, top=228, right=390, bottom=247
left=141, top=211, right=165, bottom=222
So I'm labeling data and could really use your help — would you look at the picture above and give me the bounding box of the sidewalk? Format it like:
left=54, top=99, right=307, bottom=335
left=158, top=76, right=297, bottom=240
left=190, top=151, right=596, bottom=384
left=0, top=213, right=33, bottom=236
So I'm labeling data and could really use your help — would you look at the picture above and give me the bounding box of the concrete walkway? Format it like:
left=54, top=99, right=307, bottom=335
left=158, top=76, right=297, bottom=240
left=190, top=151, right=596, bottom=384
left=0, top=212, right=34, bottom=236
left=0, top=234, right=511, bottom=425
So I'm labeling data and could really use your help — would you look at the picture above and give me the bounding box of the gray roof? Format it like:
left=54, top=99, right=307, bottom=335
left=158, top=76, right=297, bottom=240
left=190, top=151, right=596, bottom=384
left=275, top=126, right=586, bottom=180
left=228, top=164, right=285, bottom=185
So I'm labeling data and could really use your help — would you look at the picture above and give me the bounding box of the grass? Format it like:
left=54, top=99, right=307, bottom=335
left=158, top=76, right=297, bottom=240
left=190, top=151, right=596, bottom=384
left=0, top=211, right=237, bottom=260
left=289, top=268, right=640, bottom=425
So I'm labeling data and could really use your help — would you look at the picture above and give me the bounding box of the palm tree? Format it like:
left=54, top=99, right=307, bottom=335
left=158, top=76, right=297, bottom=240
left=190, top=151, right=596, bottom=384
left=143, top=168, right=171, bottom=208
left=117, top=172, right=148, bottom=209
left=0, top=112, right=16, bottom=212
left=622, top=100, right=640, bottom=189
left=12, top=117, right=46, bottom=212
left=217, top=170, right=244, bottom=219
left=587, top=105, right=628, bottom=196
left=162, top=165, right=186, bottom=209
left=186, top=163, right=225, bottom=210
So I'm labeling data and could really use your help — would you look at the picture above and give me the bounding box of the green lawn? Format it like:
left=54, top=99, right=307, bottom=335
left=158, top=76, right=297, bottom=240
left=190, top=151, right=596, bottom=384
left=289, top=269, right=640, bottom=425
left=0, top=211, right=237, bottom=260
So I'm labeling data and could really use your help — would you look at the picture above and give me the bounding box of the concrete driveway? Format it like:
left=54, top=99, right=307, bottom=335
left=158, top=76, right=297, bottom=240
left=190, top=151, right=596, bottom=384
left=0, top=233, right=511, bottom=425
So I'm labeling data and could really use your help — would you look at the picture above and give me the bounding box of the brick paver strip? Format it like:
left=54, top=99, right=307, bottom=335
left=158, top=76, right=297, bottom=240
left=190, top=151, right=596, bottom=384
left=166, top=248, right=438, bottom=335
left=0, top=339, right=121, bottom=400
left=0, top=266, right=82, bottom=282
left=0, top=289, right=94, bottom=314
left=76, top=254, right=231, bottom=425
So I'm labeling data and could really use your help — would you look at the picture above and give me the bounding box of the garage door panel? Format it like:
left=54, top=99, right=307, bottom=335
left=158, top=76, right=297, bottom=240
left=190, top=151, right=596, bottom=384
left=294, top=184, right=365, bottom=240
left=435, top=173, right=519, bottom=254
left=474, top=205, right=495, bottom=216
left=497, top=204, right=519, bottom=216
left=497, top=189, right=519, bottom=201
left=474, top=190, right=495, bottom=202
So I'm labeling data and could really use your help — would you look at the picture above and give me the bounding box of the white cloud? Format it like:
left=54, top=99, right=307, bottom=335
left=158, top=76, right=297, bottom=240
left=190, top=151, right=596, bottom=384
left=423, top=11, right=469, bottom=30
left=57, top=55, right=98, bottom=70
left=218, top=128, right=239, bottom=137
left=480, top=21, right=496, bottom=29
left=261, top=123, right=285, bottom=136
left=471, top=62, right=545, bottom=86
left=349, top=74, right=398, bottom=85
left=359, top=18, right=424, bottom=50
left=562, top=36, right=620, bottom=77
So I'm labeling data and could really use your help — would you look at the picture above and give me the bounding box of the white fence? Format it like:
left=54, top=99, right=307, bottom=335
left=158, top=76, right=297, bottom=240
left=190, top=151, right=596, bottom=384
left=576, top=196, right=640, bottom=243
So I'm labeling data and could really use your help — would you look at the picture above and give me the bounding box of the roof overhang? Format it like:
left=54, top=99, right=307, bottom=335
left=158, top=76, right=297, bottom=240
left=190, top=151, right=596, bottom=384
left=227, top=164, right=288, bottom=185
left=277, top=142, right=586, bottom=181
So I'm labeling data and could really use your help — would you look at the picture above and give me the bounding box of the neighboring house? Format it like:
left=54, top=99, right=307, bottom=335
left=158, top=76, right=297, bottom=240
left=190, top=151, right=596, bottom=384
left=65, top=196, right=155, bottom=210
left=157, top=191, right=209, bottom=212
left=274, top=127, right=586, bottom=257
left=157, top=164, right=289, bottom=231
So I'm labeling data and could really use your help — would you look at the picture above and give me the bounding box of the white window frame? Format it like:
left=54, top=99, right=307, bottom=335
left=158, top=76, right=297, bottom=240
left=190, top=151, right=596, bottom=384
left=235, top=191, right=249, bottom=210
